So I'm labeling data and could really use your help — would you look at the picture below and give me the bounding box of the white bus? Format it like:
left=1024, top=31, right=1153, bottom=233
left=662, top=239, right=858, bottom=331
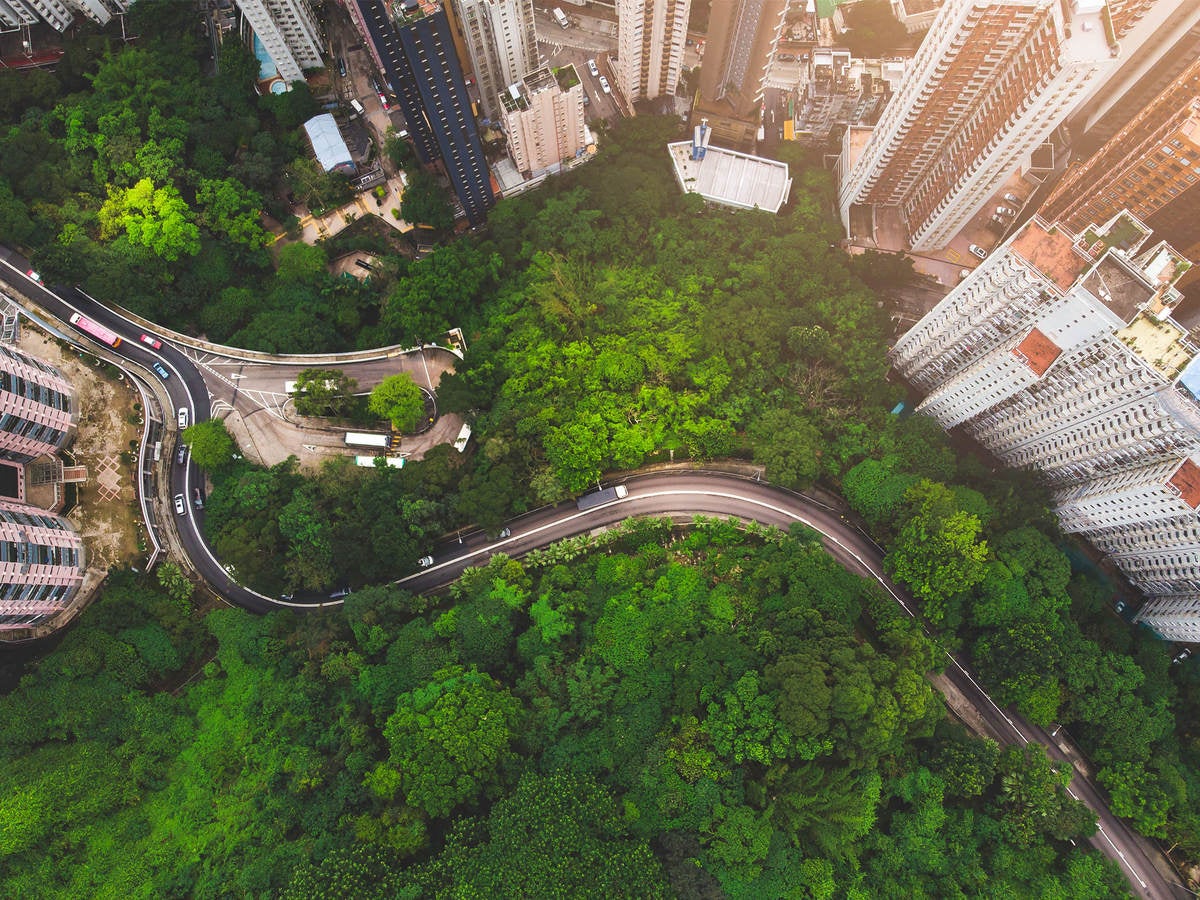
left=345, top=432, right=392, bottom=449
left=453, top=423, right=472, bottom=453
left=355, top=455, right=404, bottom=469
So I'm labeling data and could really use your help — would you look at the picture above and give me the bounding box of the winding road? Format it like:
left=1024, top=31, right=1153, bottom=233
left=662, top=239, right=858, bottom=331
left=0, top=248, right=1188, bottom=898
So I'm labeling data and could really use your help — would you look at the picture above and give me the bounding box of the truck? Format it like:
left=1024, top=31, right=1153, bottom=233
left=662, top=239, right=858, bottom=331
left=345, top=432, right=392, bottom=449
left=553, top=7, right=569, bottom=27
left=576, top=484, right=628, bottom=511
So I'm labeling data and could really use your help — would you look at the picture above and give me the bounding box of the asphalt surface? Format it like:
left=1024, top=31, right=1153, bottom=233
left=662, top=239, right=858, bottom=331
left=0, top=248, right=1186, bottom=899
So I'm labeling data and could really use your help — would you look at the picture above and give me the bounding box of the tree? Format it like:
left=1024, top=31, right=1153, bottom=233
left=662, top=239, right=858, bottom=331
left=367, top=665, right=522, bottom=818
left=368, top=373, right=426, bottom=433
left=401, top=169, right=454, bottom=230
left=292, top=368, right=359, bottom=418
left=98, top=178, right=200, bottom=261
left=885, top=480, right=988, bottom=623
left=749, top=408, right=823, bottom=488
left=195, top=177, right=269, bottom=249
left=181, top=418, right=236, bottom=471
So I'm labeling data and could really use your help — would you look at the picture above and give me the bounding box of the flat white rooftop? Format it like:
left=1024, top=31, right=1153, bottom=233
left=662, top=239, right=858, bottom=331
left=667, top=141, right=792, bottom=214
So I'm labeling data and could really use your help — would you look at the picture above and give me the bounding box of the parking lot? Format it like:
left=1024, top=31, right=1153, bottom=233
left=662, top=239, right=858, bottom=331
left=534, top=7, right=624, bottom=123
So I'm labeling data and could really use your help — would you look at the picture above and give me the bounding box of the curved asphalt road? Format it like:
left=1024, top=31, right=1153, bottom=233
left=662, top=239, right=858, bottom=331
left=0, top=250, right=1186, bottom=898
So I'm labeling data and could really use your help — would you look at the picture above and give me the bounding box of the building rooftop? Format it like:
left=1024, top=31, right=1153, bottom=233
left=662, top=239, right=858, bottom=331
left=1115, top=313, right=1194, bottom=380
left=667, top=141, right=792, bottom=214
left=1081, top=253, right=1156, bottom=325
left=1010, top=220, right=1090, bottom=292
left=1012, top=328, right=1062, bottom=377
left=303, top=114, right=355, bottom=175
left=1169, top=458, right=1200, bottom=509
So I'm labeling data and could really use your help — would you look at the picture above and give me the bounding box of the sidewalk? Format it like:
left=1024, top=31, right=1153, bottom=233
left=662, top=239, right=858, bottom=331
left=284, top=173, right=413, bottom=246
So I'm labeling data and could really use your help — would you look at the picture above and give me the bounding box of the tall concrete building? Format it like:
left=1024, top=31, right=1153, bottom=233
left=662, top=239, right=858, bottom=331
left=346, top=0, right=495, bottom=225
left=838, top=0, right=1118, bottom=252
left=236, top=0, right=325, bottom=85
left=1040, top=57, right=1200, bottom=238
left=614, top=0, right=692, bottom=104
left=0, top=343, right=75, bottom=466
left=499, top=65, right=587, bottom=177
left=691, top=0, right=788, bottom=147
left=0, top=500, right=85, bottom=630
left=452, top=0, right=539, bottom=122
left=890, top=210, right=1200, bottom=641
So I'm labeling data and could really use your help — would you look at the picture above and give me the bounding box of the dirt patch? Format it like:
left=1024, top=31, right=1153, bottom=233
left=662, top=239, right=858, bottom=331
left=17, top=327, right=144, bottom=570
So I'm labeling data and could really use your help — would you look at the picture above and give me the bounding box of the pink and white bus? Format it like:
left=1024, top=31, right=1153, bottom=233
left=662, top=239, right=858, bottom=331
left=68, top=313, right=122, bottom=348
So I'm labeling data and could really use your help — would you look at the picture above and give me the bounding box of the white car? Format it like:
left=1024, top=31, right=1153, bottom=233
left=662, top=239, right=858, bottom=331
left=587, top=58, right=599, bottom=77
left=968, top=244, right=987, bottom=260
left=1003, top=192, right=1021, bottom=204
left=598, top=75, right=611, bottom=94
left=995, top=205, right=1017, bottom=218
left=417, top=555, right=434, bottom=567
left=177, top=407, right=188, bottom=429
left=173, top=494, right=186, bottom=516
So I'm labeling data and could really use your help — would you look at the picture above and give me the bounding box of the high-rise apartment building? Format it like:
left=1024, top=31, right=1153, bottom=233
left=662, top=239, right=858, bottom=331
left=346, top=0, right=495, bottom=225
left=891, top=210, right=1200, bottom=641
left=1040, top=57, right=1200, bottom=238
left=838, top=0, right=1118, bottom=251
left=499, top=65, right=588, bottom=177
left=691, top=0, right=788, bottom=147
left=614, top=0, right=692, bottom=104
left=236, top=0, right=325, bottom=85
left=452, top=0, right=539, bottom=122
left=0, top=343, right=75, bottom=465
left=0, top=500, right=85, bottom=630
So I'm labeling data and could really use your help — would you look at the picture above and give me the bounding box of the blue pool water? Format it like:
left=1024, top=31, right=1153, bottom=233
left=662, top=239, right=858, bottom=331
left=252, top=34, right=277, bottom=81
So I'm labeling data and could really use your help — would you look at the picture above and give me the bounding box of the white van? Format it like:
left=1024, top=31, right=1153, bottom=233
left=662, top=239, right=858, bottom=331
left=553, top=7, right=569, bottom=27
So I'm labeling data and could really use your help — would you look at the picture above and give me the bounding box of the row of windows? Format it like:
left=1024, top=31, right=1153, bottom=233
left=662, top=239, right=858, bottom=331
left=0, top=507, right=67, bottom=530
left=0, top=413, right=64, bottom=447
left=0, top=580, right=72, bottom=605
left=0, top=372, right=69, bottom=411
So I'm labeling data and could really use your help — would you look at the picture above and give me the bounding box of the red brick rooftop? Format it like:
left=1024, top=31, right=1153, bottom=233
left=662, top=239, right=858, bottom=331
left=1169, top=459, right=1200, bottom=509
left=1012, top=328, right=1062, bottom=377
left=1010, top=220, right=1090, bottom=292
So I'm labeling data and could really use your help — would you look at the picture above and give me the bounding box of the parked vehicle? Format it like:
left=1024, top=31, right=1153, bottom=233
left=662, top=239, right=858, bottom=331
left=329, top=587, right=352, bottom=599
left=193, top=488, right=204, bottom=509
left=598, top=75, right=611, bottom=94
left=173, top=494, right=186, bottom=516
left=177, top=407, right=188, bottom=429
left=177, top=445, right=187, bottom=465
left=497, top=527, right=512, bottom=539
left=417, top=555, right=435, bottom=567
left=152, top=362, right=170, bottom=380
left=553, top=7, right=569, bottom=27
left=587, top=58, right=599, bottom=77
left=1003, top=192, right=1021, bottom=204
left=995, top=205, right=1017, bottom=217
left=336, top=56, right=346, bottom=77
left=968, top=244, right=988, bottom=260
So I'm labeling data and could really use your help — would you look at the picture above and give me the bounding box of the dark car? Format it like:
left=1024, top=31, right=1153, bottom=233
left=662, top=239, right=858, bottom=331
left=336, top=56, right=347, bottom=77
left=177, top=445, right=187, bottom=465
left=193, top=487, right=204, bottom=509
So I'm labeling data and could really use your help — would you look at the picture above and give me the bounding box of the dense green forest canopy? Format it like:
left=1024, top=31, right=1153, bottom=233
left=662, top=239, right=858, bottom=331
left=0, top=526, right=1131, bottom=897
left=2, top=4, right=1200, bottom=893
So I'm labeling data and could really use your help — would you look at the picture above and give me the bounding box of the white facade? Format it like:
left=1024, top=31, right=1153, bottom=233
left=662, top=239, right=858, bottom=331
left=1136, top=596, right=1200, bottom=643
left=839, top=0, right=1118, bottom=251
left=615, top=0, right=691, bottom=103
left=893, top=212, right=1200, bottom=640
left=22, top=0, right=72, bottom=30
left=236, top=0, right=324, bottom=84
left=453, top=0, right=539, bottom=122
left=0, top=0, right=40, bottom=28
left=500, top=66, right=587, bottom=176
